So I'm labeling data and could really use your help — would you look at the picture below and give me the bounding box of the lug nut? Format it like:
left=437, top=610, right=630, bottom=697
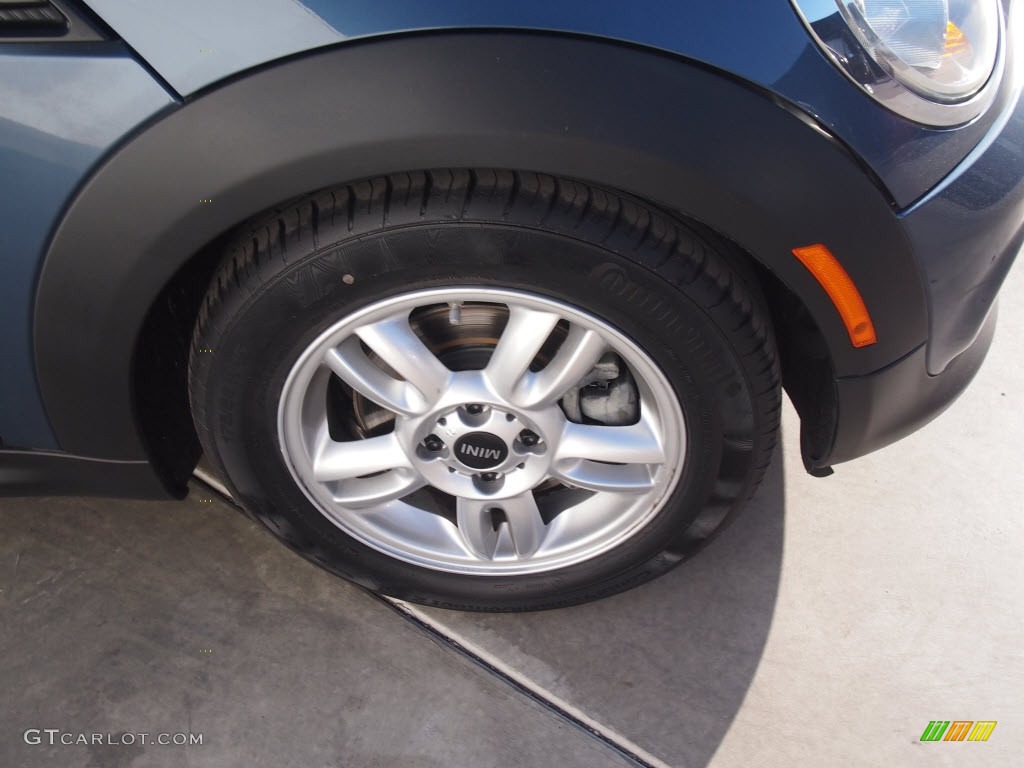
left=519, top=430, right=540, bottom=447
left=479, top=472, right=499, bottom=482
left=465, top=403, right=484, bottom=415
left=423, top=435, right=444, bottom=452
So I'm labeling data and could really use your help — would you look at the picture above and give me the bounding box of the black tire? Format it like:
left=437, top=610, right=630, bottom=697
left=188, top=169, right=780, bottom=611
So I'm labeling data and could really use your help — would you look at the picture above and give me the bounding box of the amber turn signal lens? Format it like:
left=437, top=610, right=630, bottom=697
left=944, top=20, right=970, bottom=58
left=792, top=244, right=877, bottom=348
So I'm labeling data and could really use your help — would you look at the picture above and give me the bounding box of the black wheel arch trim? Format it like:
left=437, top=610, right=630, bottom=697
left=33, top=31, right=929, bottom=484
left=0, top=450, right=182, bottom=499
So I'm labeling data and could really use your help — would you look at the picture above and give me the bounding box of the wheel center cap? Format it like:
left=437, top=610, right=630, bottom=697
left=454, top=432, right=508, bottom=469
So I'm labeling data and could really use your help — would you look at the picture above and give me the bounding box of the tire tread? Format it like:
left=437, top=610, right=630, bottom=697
left=189, top=169, right=782, bottom=607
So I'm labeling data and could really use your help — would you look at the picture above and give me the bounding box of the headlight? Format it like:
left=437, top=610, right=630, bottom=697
left=791, top=0, right=1005, bottom=126
left=842, top=0, right=1000, bottom=102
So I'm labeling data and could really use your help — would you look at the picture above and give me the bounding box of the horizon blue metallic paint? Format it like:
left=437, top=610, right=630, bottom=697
left=900, top=89, right=1024, bottom=373
left=0, top=44, right=175, bottom=448
left=0, top=1, right=1019, bottom=455
left=82, top=0, right=1014, bottom=207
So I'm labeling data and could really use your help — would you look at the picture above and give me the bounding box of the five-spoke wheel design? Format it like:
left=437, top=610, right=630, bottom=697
left=278, top=288, right=686, bottom=575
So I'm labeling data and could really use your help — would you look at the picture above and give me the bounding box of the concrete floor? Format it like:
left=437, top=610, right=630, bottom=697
left=2, top=264, right=1022, bottom=768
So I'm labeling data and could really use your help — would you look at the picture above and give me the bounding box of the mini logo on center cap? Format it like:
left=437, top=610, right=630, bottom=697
left=454, top=432, right=508, bottom=469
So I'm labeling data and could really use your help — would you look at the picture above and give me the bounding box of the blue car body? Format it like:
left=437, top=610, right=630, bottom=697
left=1, top=0, right=1021, bottom=496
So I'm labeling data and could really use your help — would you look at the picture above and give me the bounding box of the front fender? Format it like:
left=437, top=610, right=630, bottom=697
left=35, top=32, right=927, bottom=468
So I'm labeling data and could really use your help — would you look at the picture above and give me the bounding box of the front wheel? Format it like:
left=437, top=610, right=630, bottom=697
left=188, top=170, right=780, bottom=611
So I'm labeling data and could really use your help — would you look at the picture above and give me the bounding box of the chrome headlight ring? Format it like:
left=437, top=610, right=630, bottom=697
left=790, top=0, right=1006, bottom=127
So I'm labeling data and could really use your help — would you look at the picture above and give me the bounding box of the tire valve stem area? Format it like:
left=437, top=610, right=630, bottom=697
left=448, top=302, right=462, bottom=325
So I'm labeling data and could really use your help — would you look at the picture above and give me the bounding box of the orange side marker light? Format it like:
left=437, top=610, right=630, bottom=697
left=792, top=244, right=877, bottom=348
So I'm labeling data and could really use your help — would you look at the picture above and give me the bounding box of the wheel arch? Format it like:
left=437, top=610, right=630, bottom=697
left=34, top=31, right=927, bottom=491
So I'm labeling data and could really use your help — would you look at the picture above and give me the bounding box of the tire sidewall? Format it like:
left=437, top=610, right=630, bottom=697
left=196, top=223, right=761, bottom=610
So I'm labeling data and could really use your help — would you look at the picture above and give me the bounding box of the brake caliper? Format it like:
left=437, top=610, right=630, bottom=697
left=561, top=352, right=639, bottom=426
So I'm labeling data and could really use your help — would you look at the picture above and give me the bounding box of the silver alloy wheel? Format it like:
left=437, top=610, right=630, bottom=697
left=277, top=287, right=686, bottom=575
